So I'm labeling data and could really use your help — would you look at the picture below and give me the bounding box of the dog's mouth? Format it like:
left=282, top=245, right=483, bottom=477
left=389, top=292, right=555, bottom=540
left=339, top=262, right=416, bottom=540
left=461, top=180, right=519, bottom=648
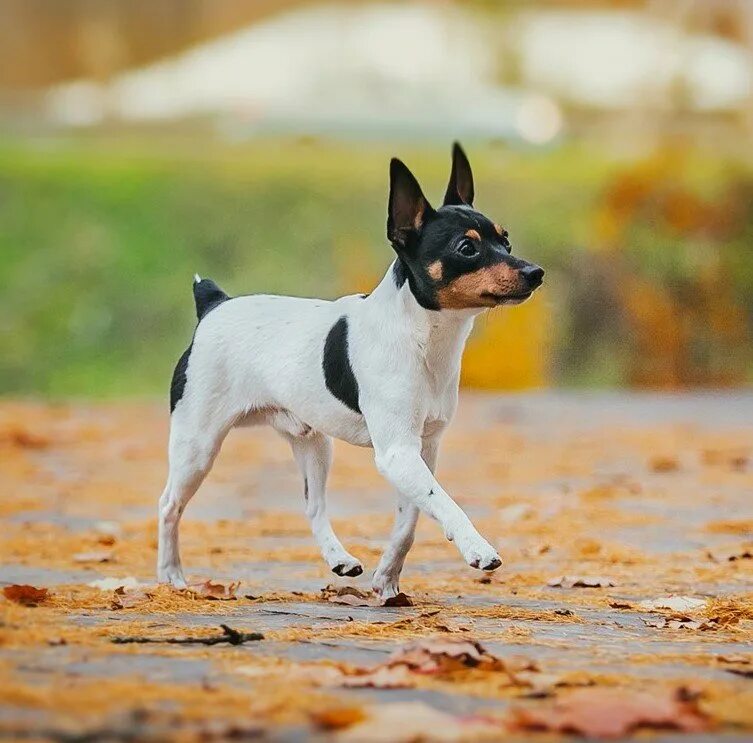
left=480, top=291, right=533, bottom=305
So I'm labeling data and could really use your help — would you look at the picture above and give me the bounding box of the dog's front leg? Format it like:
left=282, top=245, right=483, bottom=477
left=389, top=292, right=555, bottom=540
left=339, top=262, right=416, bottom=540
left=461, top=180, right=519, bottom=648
left=372, top=436, right=438, bottom=599
left=370, top=427, right=501, bottom=573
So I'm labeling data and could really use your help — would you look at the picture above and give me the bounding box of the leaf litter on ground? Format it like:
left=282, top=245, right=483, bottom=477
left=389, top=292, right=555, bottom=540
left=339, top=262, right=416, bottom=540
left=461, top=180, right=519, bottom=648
left=510, top=687, right=710, bottom=738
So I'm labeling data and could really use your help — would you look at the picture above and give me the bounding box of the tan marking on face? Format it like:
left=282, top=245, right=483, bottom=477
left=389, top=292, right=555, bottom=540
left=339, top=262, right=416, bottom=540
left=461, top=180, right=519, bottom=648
left=465, top=229, right=481, bottom=241
left=427, top=260, right=443, bottom=281
left=493, top=224, right=504, bottom=236
left=436, top=262, right=523, bottom=309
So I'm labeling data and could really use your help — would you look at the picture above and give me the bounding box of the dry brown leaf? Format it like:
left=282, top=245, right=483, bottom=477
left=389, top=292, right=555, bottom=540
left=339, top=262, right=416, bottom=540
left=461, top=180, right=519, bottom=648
left=717, top=654, right=751, bottom=665
left=701, top=448, right=748, bottom=471
left=187, top=579, right=239, bottom=600
left=323, top=585, right=413, bottom=607
left=386, top=638, right=503, bottom=674
left=111, top=586, right=155, bottom=609
left=706, top=543, right=753, bottom=562
left=2, top=584, right=49, bottom=606
left=548, top=576, right=615, bottom=588
left=649, top=455, right=680, bottom=472
left=339, top=665, right=415, bottom=689
left=642, top=616, right=717, bottom=630
left=726, top=667, right=753, bottom=679
left=310, top=706, right=367, bottom=731
left=608, top=600, right=633, bottom=609
left=510, top=687, right=710, bottom=738
left=382, top=592, right=413, bottom=607
left=328, top=593, right=370, bottom=607
left=1, top=427, right=50, bottom=449
left=337, top=702, right=502, bottom=742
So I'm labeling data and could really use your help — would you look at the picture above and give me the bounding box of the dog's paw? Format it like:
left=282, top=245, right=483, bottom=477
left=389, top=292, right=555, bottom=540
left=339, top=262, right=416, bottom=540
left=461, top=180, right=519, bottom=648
left=462, top=543, right=503, bottom=572
left=371, top=572, right=400, bottom=600
left=157, top=565, right=188, bottom=589
left=332, top=558, right=364, bottom=578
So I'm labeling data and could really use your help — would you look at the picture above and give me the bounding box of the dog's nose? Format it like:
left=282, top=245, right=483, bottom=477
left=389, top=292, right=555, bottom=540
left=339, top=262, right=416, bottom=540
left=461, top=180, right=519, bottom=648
left=521, top=264, right=544, bottom=289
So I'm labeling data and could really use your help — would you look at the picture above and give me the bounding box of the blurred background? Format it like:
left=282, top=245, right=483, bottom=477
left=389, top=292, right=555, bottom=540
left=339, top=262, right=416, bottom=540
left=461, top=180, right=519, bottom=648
left=1, top=0, right=751, bottom=397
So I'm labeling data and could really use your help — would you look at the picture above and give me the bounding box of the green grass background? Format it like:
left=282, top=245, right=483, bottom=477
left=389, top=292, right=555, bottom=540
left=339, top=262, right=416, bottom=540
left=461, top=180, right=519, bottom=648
left=0, top=135, right=747, bottom=396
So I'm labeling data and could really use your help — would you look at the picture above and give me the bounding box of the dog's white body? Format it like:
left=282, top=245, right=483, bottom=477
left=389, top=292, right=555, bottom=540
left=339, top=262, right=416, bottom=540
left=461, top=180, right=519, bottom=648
left=158, top=264, right=501, bottom=598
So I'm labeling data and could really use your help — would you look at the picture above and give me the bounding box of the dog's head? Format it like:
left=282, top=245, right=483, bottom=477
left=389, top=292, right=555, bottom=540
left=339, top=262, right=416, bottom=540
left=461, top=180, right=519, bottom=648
left=387, top=143, right=544, bottom=311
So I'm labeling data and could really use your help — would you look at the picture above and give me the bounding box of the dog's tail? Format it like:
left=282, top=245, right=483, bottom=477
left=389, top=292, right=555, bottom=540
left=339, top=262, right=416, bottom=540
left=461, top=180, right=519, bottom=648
left=192, top=274, right=230, bottom=321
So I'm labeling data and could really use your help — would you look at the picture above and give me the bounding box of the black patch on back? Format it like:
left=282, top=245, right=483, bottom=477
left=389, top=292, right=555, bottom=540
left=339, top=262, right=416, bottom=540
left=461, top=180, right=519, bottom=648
left=193, top=278, right=230, bottom=321
left=323, top=316, right=361, bottom=414
left=170, top=277, right=232, bottom=413
left=170, top=342, right=193, bottom=412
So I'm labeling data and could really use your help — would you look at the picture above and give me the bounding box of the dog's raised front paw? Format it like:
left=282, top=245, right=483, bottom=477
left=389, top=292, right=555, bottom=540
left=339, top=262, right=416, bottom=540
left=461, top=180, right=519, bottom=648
left=461, top=541, right=503, bottom=572
left=332, top=558, right=364, bottom=578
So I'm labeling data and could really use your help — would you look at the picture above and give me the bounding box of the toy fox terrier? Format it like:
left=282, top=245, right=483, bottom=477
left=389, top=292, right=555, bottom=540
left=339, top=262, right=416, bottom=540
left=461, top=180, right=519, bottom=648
left=158, top=143, right=544, bottom=599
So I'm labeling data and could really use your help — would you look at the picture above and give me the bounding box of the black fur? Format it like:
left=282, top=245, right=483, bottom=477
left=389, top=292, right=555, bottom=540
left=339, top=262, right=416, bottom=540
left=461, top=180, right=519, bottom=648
left=170, top=277, right=231, bottom=413
left=323, top=316, right=361, bottom=414
left=386, top=144, right=543, bottom=310
left=392, top=258, right=409, bottom=288
left=193, top=278, right=230, bottom=321
left=170, top=342, right=193, bottom=413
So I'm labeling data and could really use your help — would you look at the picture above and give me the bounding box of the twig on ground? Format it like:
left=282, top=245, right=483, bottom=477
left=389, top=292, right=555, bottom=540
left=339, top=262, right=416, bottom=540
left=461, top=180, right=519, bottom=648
left=111, top=623, right=263, bottom=646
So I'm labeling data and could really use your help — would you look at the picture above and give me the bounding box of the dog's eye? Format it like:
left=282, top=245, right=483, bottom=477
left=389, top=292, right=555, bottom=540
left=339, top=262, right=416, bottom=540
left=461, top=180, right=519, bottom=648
left=500, top=231, right=512, bottom=252
left=457, top=240, right=479, bottom=258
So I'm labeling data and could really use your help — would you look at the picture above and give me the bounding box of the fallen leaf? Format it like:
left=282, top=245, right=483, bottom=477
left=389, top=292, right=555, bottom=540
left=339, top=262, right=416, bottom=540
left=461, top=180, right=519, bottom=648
left=706, top=543, right=753, bottom=562
left=337, top=702, right=502, bottom=742
left=642, top=616, right=717, bottom=631
left=111, top=586, right=155, bottom=609
left=328, top=593, right=371, bottom=607
left=339, top=665, right=414, bottom=689
left=310, top=706, right=366, bottom=731
left=323, top=585, right=413, bottom=607
left=637, top=596, right=706, bottom=613
left=73, top=550, right=113, bottom=563
left=702, top=448, right=748, bottom=471
left=510, top=687, right=709, bottom=738
left=2, top=584, right=49, bottom=606
left=649, top=455, right=680, bottom=472
left=608, top=600, right=633, bottom=609
left=187, top=579, right=239, bottom=600
left=386, top=638, right=503, bottom=674
left=717, top=655, right=751, bottom=665
left=548, top=576, right=615, bottom=588
left=1, top=427, right=50, bottom=449
left=726, top=668, right=753, bottom=679
left=382, top=592, right=413, bottom=607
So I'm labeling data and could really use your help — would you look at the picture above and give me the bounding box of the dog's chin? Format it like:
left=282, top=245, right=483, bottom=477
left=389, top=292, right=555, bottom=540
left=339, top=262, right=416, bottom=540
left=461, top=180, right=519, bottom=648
left=480, top=291, right=533, bottom=307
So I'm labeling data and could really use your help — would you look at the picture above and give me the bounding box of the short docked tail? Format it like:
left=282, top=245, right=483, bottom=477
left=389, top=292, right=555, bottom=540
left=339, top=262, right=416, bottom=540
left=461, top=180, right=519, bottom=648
left=192, top=275, right=230, bottom=321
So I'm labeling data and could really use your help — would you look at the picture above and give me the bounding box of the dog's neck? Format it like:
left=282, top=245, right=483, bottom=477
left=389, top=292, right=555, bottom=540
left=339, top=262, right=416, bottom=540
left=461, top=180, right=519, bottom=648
left=367, top=261, right=481, bottom=360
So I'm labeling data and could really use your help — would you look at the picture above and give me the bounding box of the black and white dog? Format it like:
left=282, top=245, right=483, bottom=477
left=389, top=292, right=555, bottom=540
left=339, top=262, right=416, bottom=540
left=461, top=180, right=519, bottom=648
left=158, top=144, right=544, bottom=599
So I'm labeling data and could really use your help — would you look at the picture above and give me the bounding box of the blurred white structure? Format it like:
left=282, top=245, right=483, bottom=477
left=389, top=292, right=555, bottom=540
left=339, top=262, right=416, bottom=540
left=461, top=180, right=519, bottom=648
left=45, top=2, right=752, bottom=139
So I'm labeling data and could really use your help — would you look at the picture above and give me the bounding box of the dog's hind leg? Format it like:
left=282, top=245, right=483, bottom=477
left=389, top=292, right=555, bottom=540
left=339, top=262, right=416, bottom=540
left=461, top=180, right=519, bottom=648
left=157, top=410, right=231, bottom=588
left=287, top=431, right=363, bottom=578
left=372, top=436, right=437, bottom=599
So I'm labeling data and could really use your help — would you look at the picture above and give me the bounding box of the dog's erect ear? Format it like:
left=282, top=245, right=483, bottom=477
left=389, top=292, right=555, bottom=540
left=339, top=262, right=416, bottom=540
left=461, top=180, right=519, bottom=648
left=443, top=142, right=474, bottom=207
left=388, top=158, right=434, bottom=250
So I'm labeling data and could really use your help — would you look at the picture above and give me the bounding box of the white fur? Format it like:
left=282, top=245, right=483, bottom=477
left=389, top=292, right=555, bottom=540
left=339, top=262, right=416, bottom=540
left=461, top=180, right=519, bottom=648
left=157, top=263, right=502, bottom=596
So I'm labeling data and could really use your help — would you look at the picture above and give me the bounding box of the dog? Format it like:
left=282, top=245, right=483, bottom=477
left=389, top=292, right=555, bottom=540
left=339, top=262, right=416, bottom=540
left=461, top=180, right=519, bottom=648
left=157, top=143, right=544, bottom=599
